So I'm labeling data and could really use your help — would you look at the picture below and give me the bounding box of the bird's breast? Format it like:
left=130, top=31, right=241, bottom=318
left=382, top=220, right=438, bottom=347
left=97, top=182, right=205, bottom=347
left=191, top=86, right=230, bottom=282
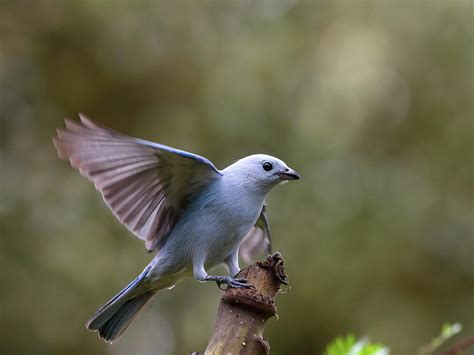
left=165, top=180, right=266, bottom=267
left=187, top=183, right=262, bottom=257
left=212, top=185, right=263, bottom=230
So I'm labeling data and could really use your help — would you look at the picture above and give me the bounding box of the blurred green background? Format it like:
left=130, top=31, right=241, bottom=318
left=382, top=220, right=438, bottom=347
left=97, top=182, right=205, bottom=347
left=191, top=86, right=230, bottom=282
left=0, top=1, right=473, bottom=354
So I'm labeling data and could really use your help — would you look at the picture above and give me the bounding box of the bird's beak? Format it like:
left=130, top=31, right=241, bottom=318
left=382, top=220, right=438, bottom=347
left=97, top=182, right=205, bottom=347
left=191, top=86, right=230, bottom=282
left=277, top=168, right=300, bottom=181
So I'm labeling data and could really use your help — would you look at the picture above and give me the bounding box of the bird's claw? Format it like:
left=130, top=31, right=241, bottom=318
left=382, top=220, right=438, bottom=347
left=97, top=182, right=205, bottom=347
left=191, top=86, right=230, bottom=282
left=208, top=276, right=254, bottom=290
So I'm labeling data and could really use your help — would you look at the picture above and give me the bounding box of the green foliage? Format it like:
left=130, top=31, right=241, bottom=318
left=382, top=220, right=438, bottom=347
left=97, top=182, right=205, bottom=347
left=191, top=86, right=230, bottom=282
left=326, top=323, right=465, bottom=355
left=324, top=334, right=389, bottom=355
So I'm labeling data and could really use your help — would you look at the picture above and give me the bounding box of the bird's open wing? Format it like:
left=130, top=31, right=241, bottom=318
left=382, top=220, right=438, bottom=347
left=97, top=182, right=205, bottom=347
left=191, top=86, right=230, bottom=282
left=54, top=114, right=222, bottom=251
left=239, top=205, right=272, bottom=264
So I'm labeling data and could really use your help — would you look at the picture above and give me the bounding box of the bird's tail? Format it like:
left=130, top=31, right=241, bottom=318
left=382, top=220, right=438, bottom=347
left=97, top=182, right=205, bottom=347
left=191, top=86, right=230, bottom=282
left=85, top=266, right=157, bottom=343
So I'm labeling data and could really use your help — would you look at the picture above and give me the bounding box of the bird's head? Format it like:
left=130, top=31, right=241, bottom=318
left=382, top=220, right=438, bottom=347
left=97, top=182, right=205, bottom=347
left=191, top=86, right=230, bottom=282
left=223, top=154, right=300, bottom=192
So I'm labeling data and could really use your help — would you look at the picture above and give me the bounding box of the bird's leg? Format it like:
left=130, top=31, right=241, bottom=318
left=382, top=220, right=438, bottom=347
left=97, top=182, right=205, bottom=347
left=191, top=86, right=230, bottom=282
left=225, top=247, right=241, bottom=277
left=193, top=259, right=252, bottom=289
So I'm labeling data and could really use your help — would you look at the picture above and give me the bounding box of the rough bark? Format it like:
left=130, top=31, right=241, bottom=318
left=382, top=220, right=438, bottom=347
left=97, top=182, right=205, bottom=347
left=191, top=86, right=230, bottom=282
left=192, top=252, right=288, bottom=355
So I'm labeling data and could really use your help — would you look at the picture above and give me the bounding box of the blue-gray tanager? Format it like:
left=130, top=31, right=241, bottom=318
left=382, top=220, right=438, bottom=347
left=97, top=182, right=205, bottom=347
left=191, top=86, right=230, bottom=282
left=54, top=114, right=300, bottom=343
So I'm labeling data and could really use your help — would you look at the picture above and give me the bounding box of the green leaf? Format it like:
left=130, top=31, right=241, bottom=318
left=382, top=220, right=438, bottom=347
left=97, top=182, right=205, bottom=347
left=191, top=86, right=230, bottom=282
left=324, top=334, right=389, bottom=355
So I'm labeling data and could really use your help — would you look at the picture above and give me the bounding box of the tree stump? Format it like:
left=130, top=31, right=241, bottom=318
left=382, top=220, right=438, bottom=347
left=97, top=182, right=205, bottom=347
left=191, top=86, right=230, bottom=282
left=192, top=252, right=288, bottom=355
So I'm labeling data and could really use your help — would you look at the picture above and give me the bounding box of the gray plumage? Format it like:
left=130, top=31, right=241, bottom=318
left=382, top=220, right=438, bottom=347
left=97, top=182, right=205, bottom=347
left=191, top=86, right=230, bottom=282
left=54, top=114, right=300, bottom=343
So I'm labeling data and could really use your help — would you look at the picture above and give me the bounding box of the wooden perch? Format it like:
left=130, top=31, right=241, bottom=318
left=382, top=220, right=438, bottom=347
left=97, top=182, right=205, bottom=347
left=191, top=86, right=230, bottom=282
left=192, top=252, right=288, bottom=355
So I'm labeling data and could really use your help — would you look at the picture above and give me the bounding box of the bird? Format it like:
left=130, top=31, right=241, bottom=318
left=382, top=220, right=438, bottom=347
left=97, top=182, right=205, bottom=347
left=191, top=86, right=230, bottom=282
left=53, top=114, right=300, bottom=343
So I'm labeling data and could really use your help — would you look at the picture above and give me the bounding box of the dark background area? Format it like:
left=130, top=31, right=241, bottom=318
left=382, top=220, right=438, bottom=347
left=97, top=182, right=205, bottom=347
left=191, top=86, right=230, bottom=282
left=0, top=1, right=472, bottom=354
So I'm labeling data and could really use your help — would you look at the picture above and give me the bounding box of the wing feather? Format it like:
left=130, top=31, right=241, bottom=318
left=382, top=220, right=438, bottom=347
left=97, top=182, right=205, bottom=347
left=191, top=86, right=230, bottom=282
left=54, top=114, right=221, bottom=251
left=239, top=205, right=272, bottom=264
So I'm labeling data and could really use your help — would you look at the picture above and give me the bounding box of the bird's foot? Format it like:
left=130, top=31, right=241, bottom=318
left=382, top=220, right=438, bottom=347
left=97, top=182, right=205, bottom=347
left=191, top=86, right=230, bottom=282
left=206, top=275, right=254, bottom=290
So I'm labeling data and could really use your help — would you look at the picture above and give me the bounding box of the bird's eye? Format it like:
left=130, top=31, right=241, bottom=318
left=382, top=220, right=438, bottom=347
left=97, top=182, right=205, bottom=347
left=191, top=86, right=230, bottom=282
left=262, top=161, right=273, bottom=171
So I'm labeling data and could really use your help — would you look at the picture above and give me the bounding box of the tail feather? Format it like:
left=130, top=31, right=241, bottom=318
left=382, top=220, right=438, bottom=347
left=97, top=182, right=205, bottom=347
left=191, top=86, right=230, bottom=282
left=97, top=290, right=157, bottom=343
left=86, top=266, right=157, bottom=343
left=86, top=275, right=144, bottom=330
